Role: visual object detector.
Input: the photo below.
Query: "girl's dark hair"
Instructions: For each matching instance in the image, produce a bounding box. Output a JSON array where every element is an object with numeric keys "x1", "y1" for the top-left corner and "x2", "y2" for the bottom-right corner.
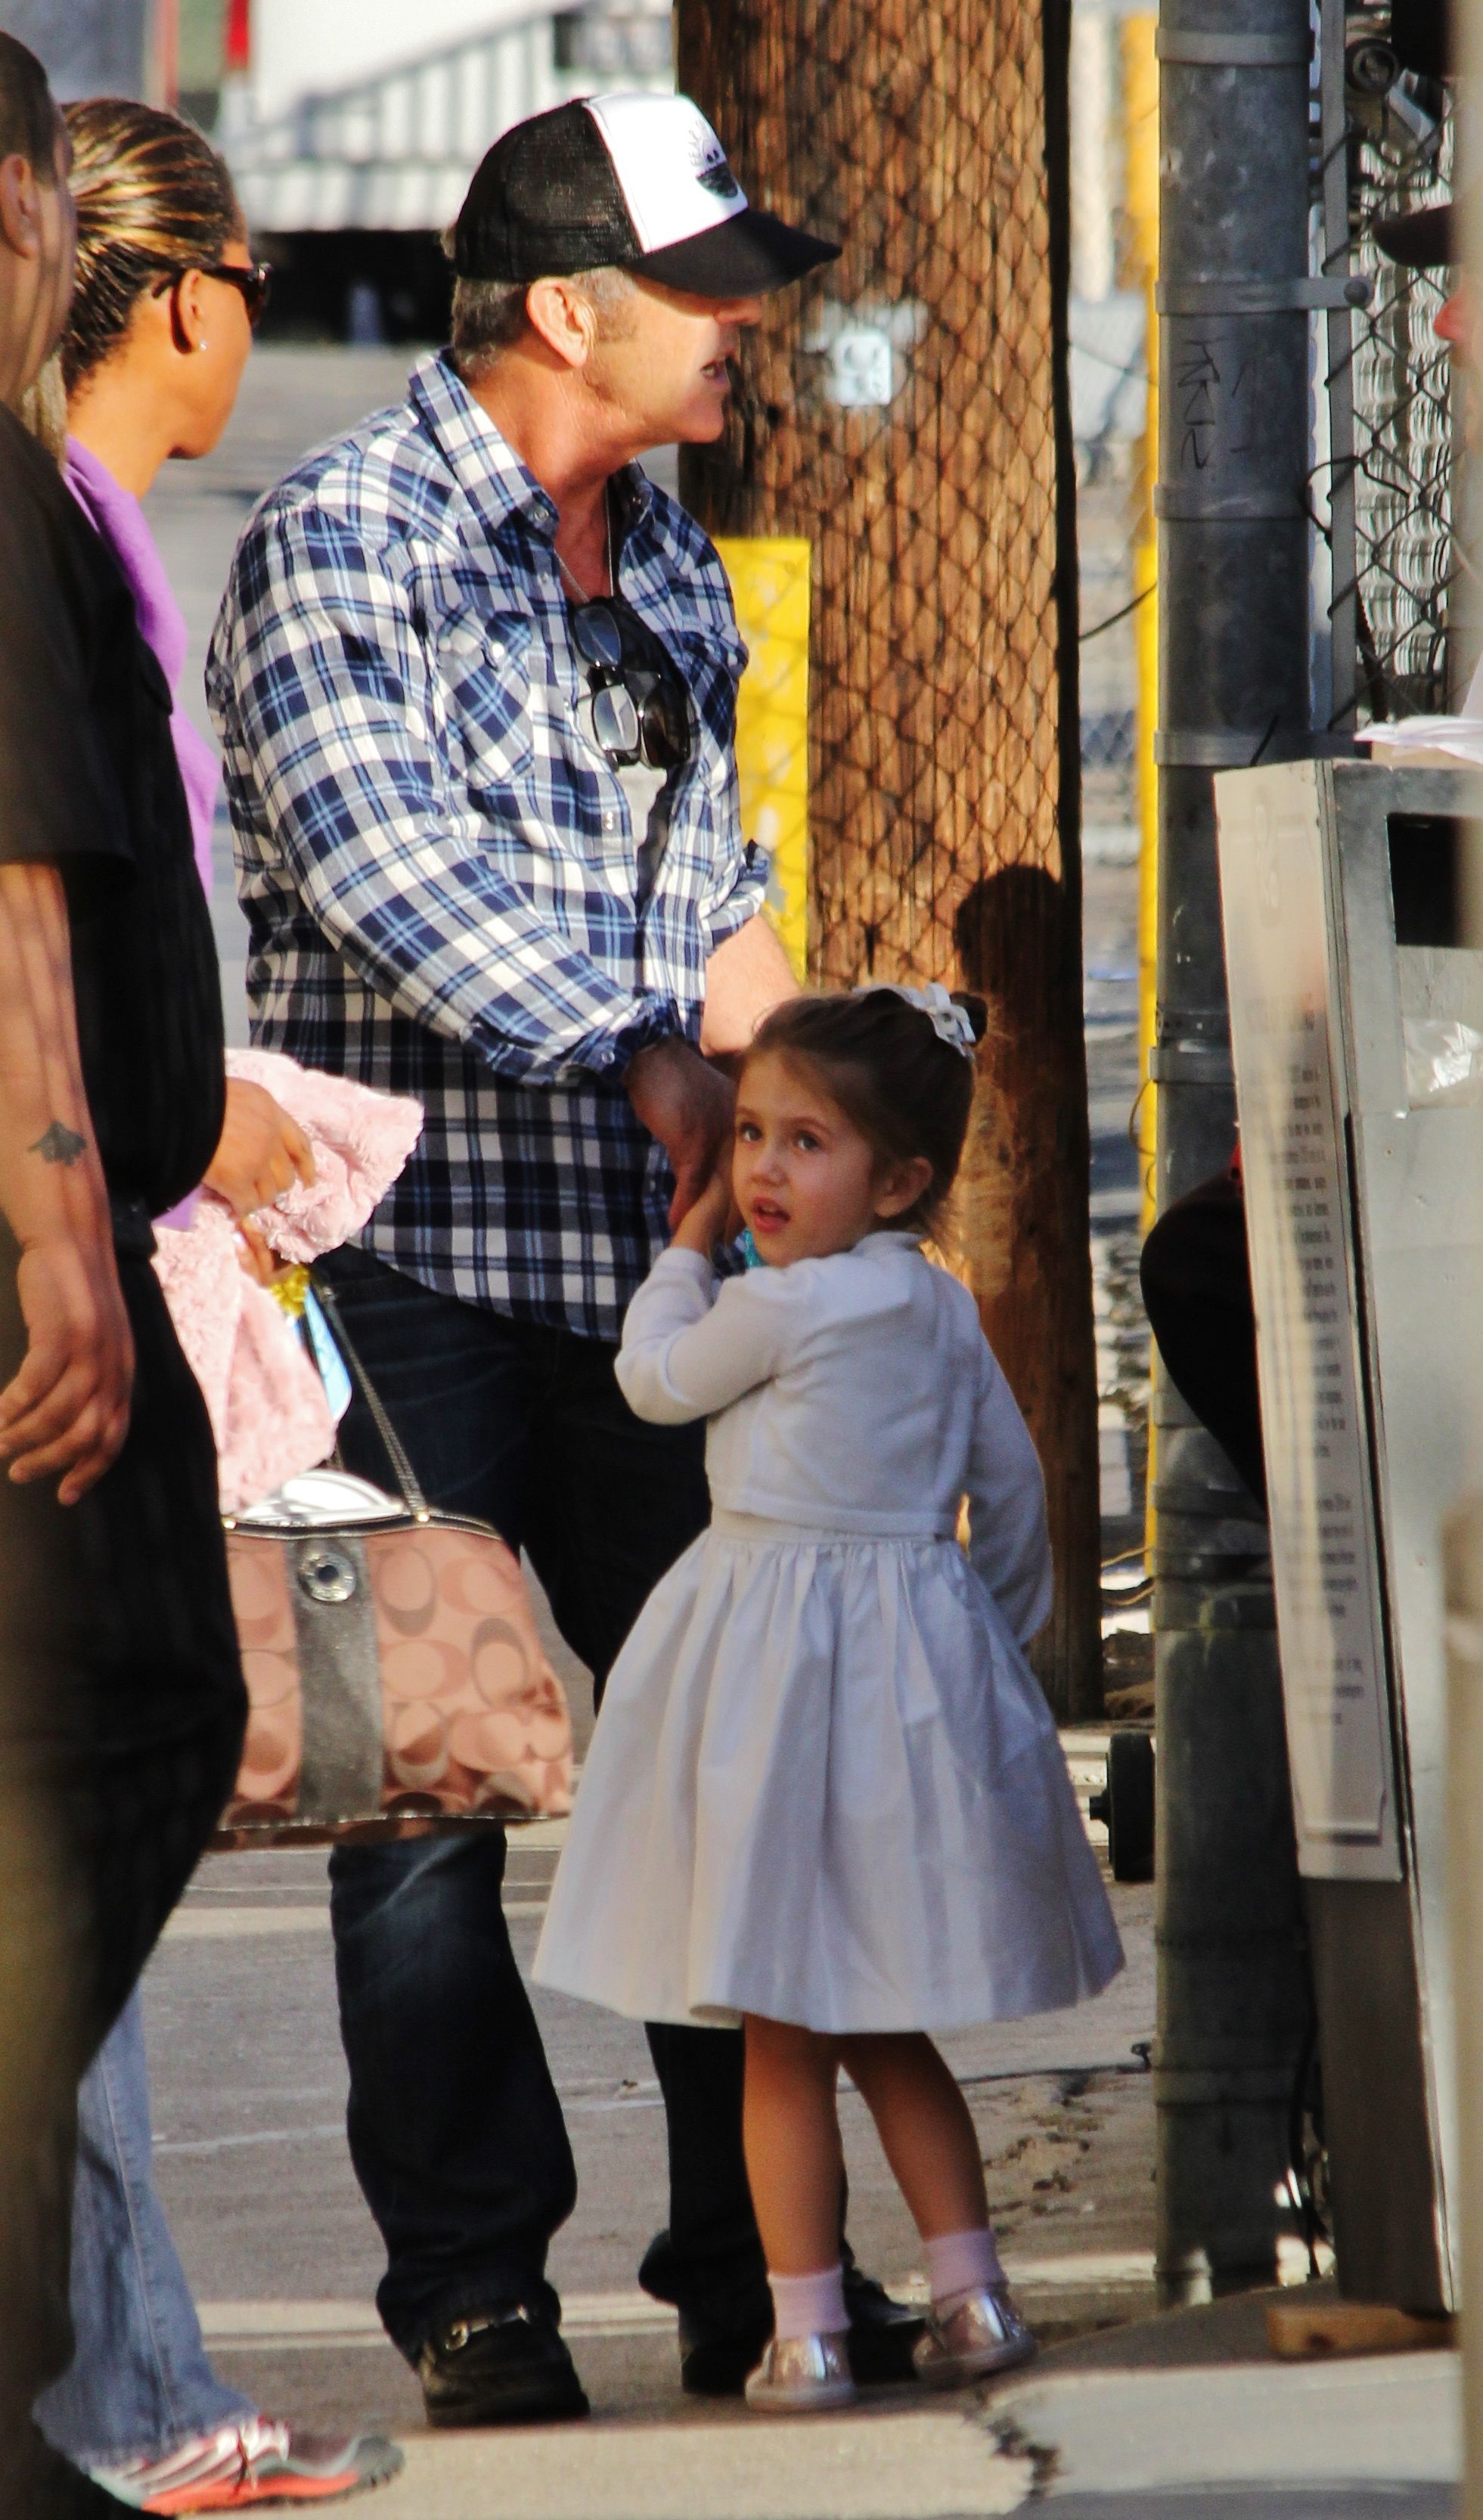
[
  {"x1": 745, "y1": 988, "x2": 989, "y2": 1239},
  {"x1": 60, "y1": 99, "x2": 241, "y2": 395}
]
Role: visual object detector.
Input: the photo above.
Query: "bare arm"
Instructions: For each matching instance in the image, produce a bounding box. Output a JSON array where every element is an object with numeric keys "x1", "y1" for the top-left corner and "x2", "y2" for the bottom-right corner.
[
  {"x1": 700, "y1": 914, "x2": 801, "y2": 1060},
  {"x1": 0, "y1": 861, "x2": 132, "y2": 1502}
]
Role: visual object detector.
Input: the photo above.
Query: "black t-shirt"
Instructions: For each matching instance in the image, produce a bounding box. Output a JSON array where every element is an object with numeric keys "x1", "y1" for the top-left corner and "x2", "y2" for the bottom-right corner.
[{"x1": 0, "y1": 405, "x2": 224, "y2": 1221}]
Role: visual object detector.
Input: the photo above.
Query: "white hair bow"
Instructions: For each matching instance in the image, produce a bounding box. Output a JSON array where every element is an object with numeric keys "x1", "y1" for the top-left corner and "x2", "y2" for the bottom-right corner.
[{"x1": 858, "y1": 982, "x2": 979, "y2": 1060}]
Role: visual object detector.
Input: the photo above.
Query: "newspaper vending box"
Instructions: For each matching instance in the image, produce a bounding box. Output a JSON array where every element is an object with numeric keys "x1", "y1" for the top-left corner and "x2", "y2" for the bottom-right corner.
[{"x1": 1216, "y1": 758, "x2": 1483, "y2": 2314}]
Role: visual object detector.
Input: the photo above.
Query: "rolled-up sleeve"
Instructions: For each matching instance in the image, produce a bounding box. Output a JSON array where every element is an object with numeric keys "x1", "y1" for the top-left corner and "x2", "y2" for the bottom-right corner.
[{"x1": 212, "y1": 501, "x2": 681, "y2": 1086}]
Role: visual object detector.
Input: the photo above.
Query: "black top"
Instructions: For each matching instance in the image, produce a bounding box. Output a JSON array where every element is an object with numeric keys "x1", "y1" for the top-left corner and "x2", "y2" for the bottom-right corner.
[{"x1": 0, "y1": 405, "x2": 224, "y2": 1222}]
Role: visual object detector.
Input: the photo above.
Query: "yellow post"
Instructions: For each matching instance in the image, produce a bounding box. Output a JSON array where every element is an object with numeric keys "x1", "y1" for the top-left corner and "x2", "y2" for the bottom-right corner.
[
  {"x1": 714, "y1": 537, "x2": 812, "y2": 982},
  {"x1": 1123, "y1": 13, "x2": 1159, "y2": 1234},
  {"x1": 1123, "y1": 14, "x2": 1159, "y2": 1551}
]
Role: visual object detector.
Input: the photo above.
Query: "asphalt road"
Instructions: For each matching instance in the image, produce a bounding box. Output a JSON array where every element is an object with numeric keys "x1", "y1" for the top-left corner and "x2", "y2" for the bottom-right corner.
[{"x1": 132, "y1": 346, "x2": 1156, "y2": 2441}]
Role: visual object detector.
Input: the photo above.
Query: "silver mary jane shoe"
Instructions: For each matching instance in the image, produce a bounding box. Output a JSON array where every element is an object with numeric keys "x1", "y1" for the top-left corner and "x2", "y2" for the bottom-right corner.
[
  {"x1": 912, "y1": 2286, "x2": 1038, "y2": 2388},
  {"x1": 744, "y1": 2331, "x2": 858, "y2": 2414}
]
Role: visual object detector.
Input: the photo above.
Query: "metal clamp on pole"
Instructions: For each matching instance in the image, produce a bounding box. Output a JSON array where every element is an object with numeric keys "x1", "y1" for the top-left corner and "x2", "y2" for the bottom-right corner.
[
  {"x1": 1148, "y1": 1038, "x2": 1235, "y2": 1087},
  {"x1": 1153, "y1": 488, "x2": 1306, "y2": 523},
  {"x1": 1158, "y1": 731, "x2": 1283, "y2": 765},
  {"x1": 1156, "y1": 28, "x2": 1311, "y2": 64},
  {"x1": 1156, "y1": 276, "x2": 1373, "y2": 316}
]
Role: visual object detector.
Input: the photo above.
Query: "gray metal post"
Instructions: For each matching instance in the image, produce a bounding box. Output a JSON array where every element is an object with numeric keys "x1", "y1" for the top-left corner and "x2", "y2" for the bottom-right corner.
[{"x1": 1152, "y1": 0, "x2": 1314, "y2": 2301}]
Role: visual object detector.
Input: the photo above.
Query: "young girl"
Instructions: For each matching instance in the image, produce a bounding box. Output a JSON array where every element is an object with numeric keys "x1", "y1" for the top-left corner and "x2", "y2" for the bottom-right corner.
[{"x1": 534, "y1": 985, "x2": 1122, "y2": 2413}]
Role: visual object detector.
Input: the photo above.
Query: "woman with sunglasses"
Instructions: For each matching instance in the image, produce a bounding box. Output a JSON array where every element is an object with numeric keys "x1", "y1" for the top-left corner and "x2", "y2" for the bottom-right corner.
[{"x1": 28, "y1": 99, "x2": 397, "y2": 2515}]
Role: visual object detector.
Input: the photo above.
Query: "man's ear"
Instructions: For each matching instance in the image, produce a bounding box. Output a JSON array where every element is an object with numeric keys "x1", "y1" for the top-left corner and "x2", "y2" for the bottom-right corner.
[
  {"x1": 0, "y1": 155, "x2": 42, "y2": 260},
  {"x1": 524, "y1": 275, "x2": 597, "y2": 372},
  {"x1": 873, "y1": 1155, "x2": 935, "y2": 1221}
]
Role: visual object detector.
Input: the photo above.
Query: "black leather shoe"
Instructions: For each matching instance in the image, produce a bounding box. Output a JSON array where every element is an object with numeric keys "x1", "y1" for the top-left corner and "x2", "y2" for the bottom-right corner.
[
  {"x1": 841, "y1": 2261, "x2": 928, "y2": 2383},
  {"x1": 418, "y1": 2304, "x2": 589, "y2": 2428},
  {"x1": 677, "y1": 2301, "x2": 773, "y2": 2397},
  {"x1": 676, "y1": 2267, "x2": 926, "y2": 2397}
]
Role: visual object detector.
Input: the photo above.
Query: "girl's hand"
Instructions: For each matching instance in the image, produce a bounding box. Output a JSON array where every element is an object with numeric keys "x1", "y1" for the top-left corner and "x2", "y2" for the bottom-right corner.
[{"x1": 672, "y1": 1168, "x2": 734, "y2": 1258}]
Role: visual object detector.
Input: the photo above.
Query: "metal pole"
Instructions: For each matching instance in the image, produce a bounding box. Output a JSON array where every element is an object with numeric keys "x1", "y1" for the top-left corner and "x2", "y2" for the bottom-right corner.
[
  {"x1": 1152, "y1": 0, "x2": 1313, "y2": 2301},
  {"x1": 1446, "y1": 1504, "x2": 1483, "y2": 2520},
  {"x1": 1447, "y1": 56, "x2": 1483, "y2": 2520}
]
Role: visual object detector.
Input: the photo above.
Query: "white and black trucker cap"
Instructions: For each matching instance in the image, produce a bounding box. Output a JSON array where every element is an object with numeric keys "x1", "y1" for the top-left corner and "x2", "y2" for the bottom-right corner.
[{"x1": 452, "y1": 92, "x2": 839, "y2": 295}]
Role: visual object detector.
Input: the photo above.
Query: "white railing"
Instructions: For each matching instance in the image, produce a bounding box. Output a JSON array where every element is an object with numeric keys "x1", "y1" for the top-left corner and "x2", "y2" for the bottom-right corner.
[{"x1": 219, "y1": 8, "x2": 672, "y2": 233}]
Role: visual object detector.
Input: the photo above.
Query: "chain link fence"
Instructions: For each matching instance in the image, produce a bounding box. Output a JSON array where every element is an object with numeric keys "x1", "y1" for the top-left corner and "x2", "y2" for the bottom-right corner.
[{"x1": 1320, "y1": 8, "x2": 1463, "y2": 728}]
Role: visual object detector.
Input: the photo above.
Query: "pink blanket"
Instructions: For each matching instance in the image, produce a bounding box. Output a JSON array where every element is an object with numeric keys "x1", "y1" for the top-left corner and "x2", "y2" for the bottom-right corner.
[{"x1": 154, "y1": 1052, "x2": 423, "y2": 1513}]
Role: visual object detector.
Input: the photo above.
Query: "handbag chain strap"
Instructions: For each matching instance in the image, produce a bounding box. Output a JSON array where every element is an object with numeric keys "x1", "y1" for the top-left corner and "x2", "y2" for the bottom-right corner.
[{"x1": 308, "y1": 1272, "x2": 433, "y2": 1523}]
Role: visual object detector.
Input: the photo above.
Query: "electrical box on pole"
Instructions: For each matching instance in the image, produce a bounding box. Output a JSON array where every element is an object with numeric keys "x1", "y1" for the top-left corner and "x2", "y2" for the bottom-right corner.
[{"x1": 676, "y1": 0, "x2": 1103, "y2": 1722}]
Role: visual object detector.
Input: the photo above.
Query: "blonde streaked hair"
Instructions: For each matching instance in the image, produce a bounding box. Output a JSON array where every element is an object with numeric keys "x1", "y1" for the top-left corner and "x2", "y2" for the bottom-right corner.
[
  {"x1": 18, "y1": 355, "x2": 67, "y2": 463},
  {"x1": 60, "y1": 98, "x2": 240, "y2": 394}
]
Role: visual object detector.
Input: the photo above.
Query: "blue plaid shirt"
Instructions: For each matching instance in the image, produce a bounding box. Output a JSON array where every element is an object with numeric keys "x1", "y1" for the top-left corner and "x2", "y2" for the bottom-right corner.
[{"x1": 207, "y1": 351, "x2": 765, "y2": 1339}]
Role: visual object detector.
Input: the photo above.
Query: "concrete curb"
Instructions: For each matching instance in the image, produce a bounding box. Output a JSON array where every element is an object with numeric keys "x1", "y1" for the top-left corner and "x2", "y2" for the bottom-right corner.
[
  {"x1": 358, "y1": 2407, "x2": 1033, "y2": 2520},
  {"x1": 984, "y1": 2356, "x2": 1463, "y2": 2497}
]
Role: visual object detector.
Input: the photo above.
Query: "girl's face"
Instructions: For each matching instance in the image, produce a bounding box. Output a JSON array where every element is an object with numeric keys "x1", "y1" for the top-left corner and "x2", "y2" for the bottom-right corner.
[{"x1": 732, "y1": 1051, "x2": 932, "y2": 1268}]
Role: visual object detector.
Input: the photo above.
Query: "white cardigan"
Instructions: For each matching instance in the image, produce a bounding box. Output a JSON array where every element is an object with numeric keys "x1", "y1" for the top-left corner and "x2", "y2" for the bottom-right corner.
[{"x1": 616, "y1": 1230, "x2": 1053, "y2": 1645}]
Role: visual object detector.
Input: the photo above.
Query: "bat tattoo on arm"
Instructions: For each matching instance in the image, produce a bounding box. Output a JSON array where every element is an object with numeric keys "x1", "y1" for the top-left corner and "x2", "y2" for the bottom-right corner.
[{"x1": 29, "y1": 1122, "x2": 87, "y2": 1165}]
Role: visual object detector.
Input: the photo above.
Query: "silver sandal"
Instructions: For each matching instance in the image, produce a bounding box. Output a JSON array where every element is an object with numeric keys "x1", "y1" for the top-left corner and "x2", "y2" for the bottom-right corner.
[
  {"x1": 745, "y1": 2330, "x2": 858, "y2": 2413},
  {"x1": 912, "y1": 2285, "x2": 1037, "y2": 2387}
]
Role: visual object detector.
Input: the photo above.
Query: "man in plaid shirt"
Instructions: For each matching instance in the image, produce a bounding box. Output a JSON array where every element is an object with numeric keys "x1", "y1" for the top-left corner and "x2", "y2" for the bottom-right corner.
[{"x1": 210, "y1": 95, "x2": 922, "y2": 2425}]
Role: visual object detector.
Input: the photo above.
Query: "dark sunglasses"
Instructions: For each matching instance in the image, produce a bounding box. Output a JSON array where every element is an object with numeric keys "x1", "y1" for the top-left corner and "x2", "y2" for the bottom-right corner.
[
  {"x1": 152, "y1": 260, "x2": 273, "y2": 330},
  {"x1": 570, "y1": 600, "x2": 691, "y2": 774}
]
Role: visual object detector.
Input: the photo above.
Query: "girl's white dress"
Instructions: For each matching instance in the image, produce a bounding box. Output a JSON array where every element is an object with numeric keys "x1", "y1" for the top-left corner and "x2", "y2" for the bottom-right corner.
[{"x1": 534, "y1": 1232, "x2": 1122, "y2": 2034}]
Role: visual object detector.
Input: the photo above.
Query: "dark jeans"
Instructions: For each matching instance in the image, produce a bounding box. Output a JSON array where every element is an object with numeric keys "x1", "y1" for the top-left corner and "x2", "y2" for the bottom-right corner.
[
  {"x1": 1140, "y1": 1168, "x2": 1266, "y2": 1510},
  {"x1": 0, "y1": 1238, "x2": 246, "y2": 2514},
  {"x1": 317, "y1": 1246, "x2": 768, "y2": 2360}
]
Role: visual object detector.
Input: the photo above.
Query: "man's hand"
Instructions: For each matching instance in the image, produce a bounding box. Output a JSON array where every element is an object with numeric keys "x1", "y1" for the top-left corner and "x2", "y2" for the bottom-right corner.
[
  {"x1": 204, "y1": 1078, "x2": 316, "y2": 1219},
  {"x1": 0, "y1": 1233, "x2": 134, "y2": 1504},
  {"x1": 626, "y1": 1038, "x2": 736, "y2": 1229}
]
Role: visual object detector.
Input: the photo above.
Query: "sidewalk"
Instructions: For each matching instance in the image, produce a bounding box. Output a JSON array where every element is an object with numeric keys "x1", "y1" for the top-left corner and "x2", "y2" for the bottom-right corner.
[
  {"x1": 980, "y1": 2289, "x2": 1459, "y2": 2520},
  {"x1": 346, "y1": 2401, "x2": 1032, "y2": 2520},
  {"x1": 276, "y1": 2286, "x2": 1461, "y2": 2519}
]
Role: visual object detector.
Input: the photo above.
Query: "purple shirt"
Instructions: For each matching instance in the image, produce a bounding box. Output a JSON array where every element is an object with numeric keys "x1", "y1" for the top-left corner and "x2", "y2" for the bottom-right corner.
[
  {"x1": 64, "y1": 437, "x2": 220, "y2": 1221},
  {"x1": 64, "y1": 436, "x2": 218, "y2": 894}
]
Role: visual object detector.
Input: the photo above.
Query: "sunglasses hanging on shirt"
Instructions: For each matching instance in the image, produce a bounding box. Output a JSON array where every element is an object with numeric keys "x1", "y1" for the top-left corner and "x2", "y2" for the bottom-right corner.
[{"x1": 570, "y1": 597, "x2": 692, "y2": 774}]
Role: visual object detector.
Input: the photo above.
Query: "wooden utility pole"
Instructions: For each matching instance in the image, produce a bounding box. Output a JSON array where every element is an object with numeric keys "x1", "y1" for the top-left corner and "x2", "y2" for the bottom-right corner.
[{"x1": 678, "y1": 0, "x2": 1101, "y2": 1718}]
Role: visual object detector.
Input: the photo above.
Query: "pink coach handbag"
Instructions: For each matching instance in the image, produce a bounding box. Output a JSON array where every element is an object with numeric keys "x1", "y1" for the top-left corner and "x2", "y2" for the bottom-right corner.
[{"x1": 212, "y1": 1280, "x2": 573, "y2": 1848}]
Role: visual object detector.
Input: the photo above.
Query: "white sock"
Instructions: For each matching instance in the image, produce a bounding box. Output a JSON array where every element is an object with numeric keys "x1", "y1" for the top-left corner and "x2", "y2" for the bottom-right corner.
[
  {"x1": 924, "y1": 2226, "x2": 1004, "y2": 2316},
  {"x1": 768, "y1": 2263, "x2": 849, "y2": 2341}
]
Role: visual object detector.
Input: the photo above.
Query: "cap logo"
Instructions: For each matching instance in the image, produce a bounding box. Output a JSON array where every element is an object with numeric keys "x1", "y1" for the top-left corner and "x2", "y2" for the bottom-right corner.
[
  {"x1": 698, "y1": 157, "x2": 744, "y2": 200},
  {"x1": 688, "y1": 125, "x2": 743, "y2": 200},
  {"x1": 583, "y1": 92, "x2": 750, "y2": 254}
]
